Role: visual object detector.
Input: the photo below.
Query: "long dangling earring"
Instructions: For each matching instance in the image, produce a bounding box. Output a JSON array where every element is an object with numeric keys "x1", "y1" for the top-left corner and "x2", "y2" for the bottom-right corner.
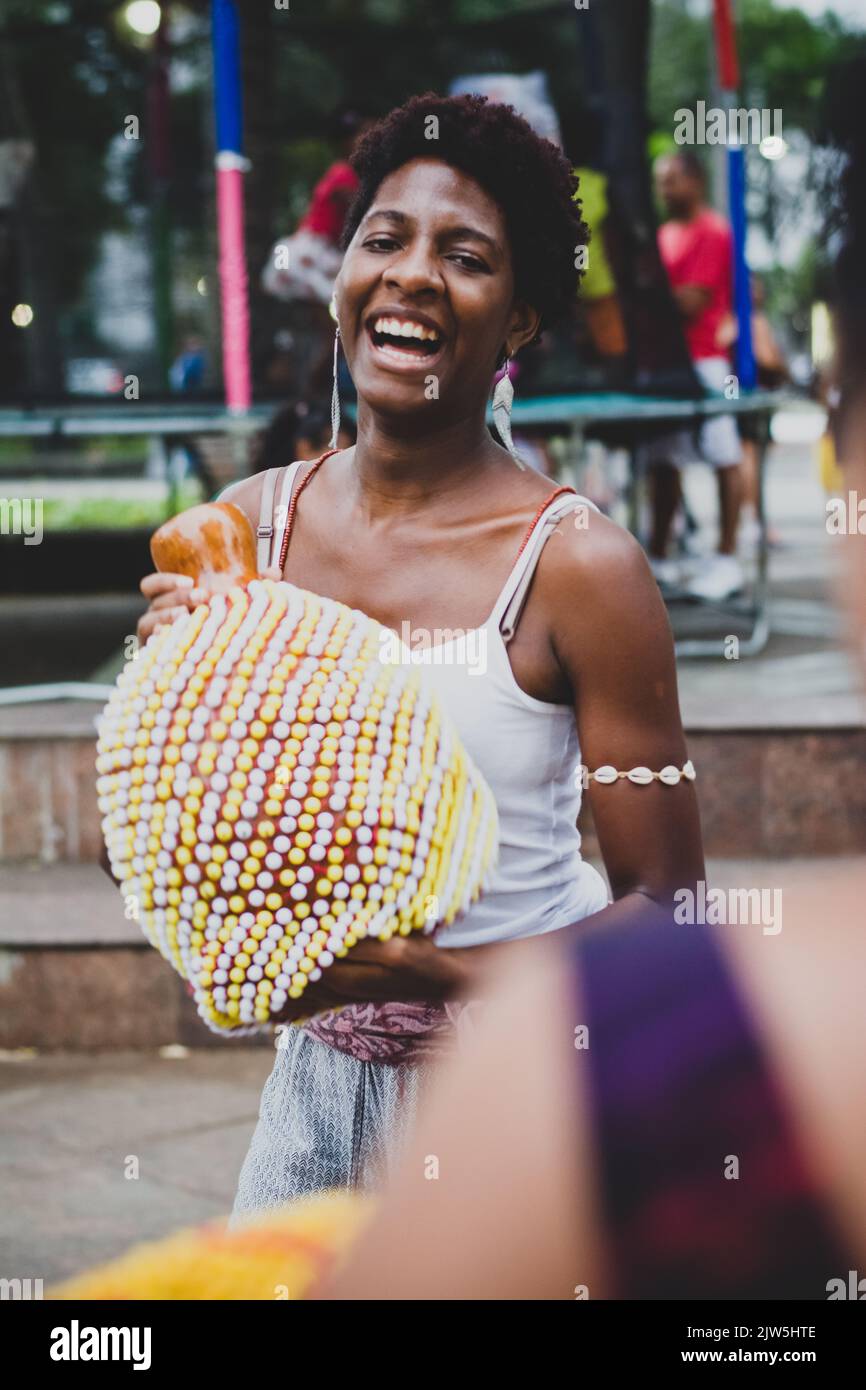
[
  {"x1": 492, "y1": 353, "x2": 525, "y2": 469},
  {"x1": 329, "y1": 323, "x2": 341, "y2": 450}
]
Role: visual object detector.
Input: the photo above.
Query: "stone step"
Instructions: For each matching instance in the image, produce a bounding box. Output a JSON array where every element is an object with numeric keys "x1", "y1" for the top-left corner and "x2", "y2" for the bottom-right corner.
[
  {"x1": 0, "y1": 858, "x2": 854, "y2": 1051},
  {"x1": 1, "y1": 672, "x2": 865, "y2": 864},
  {"x1": 0, "y1": 863, "x2": 269, "y2": 1051}
]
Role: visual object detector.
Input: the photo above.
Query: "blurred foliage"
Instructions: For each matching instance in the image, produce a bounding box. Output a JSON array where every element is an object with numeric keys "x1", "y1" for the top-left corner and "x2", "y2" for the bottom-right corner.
[
  {"x1": 649, "y1": 0, "x2": 851, "y2": 133},
  {"x1": 37, "y1": 482, "x2": 202, "y2": 530}
]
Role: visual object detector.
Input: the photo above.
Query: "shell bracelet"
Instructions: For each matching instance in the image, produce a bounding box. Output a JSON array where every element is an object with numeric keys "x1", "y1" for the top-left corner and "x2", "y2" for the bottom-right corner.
[{"x1": 581, "y1": 759, "x2": 696, "y2": 787}]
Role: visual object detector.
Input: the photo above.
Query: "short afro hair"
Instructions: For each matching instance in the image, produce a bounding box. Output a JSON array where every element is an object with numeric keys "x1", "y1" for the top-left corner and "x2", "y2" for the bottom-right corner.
[{"x1": 340, "y1": 91, "x2": 589, "y2": 335}]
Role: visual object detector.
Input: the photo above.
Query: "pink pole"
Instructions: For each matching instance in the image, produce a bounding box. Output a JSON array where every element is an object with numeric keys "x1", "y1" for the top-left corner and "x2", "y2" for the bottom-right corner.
[{"x1": 216, "y1": 157, "x2": 252, "y2": 412}]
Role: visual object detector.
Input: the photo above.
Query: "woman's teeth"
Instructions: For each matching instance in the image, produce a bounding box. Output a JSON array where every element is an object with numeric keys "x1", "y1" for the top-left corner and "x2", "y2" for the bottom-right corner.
[{"x1": 372, "y1": 316, "x2": 441, "y2": 343}]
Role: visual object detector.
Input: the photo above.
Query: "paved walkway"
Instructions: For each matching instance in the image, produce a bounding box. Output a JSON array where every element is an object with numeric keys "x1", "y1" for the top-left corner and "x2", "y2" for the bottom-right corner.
[{"x1": 0, "y1": 1046, "x2": 272, "y2": 1285}]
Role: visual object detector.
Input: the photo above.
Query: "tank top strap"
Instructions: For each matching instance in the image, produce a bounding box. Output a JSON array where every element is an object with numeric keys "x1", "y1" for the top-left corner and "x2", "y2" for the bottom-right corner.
[
  {"x1": 491, "y1": 490, "x2": 599, "y2": 644},
  {"x1": 256, "y1": 460, "x2": 306, "y2": 572},
  {"x1": 254, "y1": 467, "x2": 281, "y2": 572}
]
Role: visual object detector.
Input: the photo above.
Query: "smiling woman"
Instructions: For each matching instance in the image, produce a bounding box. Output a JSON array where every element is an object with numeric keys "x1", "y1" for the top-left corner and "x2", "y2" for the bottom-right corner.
[{"x1": 136, "y1": 92, "x2": 704, "y2": 1218}]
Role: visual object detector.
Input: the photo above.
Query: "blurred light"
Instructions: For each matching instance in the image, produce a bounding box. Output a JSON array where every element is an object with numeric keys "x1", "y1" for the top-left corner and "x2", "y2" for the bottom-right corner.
[
  {"x1": 125, "y1": 1, "x2": 161, "y2": 35},
  {"x1": 812, "y1": 301, "x2": 833, "y2": 367},
  {"x1": 11, "y1": 303, "x2": 34, "y2": 328},
  {"x1": 759, "y1": 135, "x2": 788, "y2": 161},
  {"x1": 196, "y1": 277, "x2": 208, "y2": 297},
  {"x1": 770, "y1": 406, "x2": 827, "y2": 446}
]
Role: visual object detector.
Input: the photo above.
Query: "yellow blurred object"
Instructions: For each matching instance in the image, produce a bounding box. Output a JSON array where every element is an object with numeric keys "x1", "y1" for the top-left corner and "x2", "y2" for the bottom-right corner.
[
  {"x1": 51, "y1": 1191, "x2": 369, "y2": 1301},
  {"x1": 574, "y1": 166, "x2": 617, "y2": 300},
  {"x1": 819, "y1": 431, "x2": 844, "y2": 495}
]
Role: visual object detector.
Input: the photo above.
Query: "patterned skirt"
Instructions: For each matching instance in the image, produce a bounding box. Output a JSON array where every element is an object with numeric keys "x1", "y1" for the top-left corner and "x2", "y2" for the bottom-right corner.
[{"x1": 230, "y1": 1025, "x2": 437, "y2": 1223}]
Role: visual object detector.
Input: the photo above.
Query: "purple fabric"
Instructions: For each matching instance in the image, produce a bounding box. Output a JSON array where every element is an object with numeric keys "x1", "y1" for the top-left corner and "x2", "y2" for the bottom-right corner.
[{"x1": 577, "y1": 916, "x2": 852, "y2": 1299}]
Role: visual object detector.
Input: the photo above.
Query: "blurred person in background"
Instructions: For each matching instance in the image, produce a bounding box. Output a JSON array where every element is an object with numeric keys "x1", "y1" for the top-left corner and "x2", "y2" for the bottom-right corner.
[
  {"x1": 262, "y1": 106, "x2": 374, "y2": 310},
  {"x1": 252, "y1": 399, "x2": 355, "y2": 476},
  {"x1": 721, "y1": 274, "x2": 788, "y2": 548},
  {"x1": 640, "y1": 151, "x2": 745, "y2": 602}
]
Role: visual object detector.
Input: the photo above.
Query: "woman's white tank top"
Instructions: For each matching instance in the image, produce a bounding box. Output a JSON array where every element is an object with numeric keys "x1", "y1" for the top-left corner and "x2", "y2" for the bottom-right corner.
[{"x1": 256, "y1": 462, "x2": 610, "y2": 949}]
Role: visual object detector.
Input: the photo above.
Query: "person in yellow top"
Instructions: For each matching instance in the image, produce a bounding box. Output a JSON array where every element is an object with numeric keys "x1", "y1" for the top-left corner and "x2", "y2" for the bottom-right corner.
[{"x1": 573, "y1": 163, "x2": 628, "y2": 359}]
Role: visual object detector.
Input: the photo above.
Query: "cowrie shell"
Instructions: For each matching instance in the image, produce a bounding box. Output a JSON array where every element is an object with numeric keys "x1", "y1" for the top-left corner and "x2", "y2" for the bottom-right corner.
[
  {"x1": 682, "y1": 760, "x2": 697, "y2": 781},
  {"x1": 593, "y1": 765, "x2": 619, "y2": 785},
  {"x1": 627, "y1": 766, "x2": 654, "y2": 785},
  {"x1": 659, "y1": 765, "x2": 682, "y2": 786}
]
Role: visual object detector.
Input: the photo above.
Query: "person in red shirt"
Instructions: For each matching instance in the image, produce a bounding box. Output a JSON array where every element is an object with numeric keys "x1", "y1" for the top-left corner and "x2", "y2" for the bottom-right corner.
[
  {"x1": 640, "y1": 151, "x2": 745, "y2": 602},
  {"x1": 262, "y1": 109, "x2": 373, "y2": 307}
]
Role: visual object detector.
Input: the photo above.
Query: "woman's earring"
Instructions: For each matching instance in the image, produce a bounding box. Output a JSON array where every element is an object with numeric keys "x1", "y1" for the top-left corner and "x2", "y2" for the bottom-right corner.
[
  {"x1": 329, "y1": 323, "x2": 341, "y2": 450},
  {"x1": 492, "y1": 354, "x2": 525, "y2": 470}
]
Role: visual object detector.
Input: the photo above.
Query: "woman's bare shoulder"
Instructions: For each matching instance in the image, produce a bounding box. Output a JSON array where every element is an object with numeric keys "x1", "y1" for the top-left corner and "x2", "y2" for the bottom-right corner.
[{"x1": 546, "y1": 503, "x2": 652, "y2": 601}]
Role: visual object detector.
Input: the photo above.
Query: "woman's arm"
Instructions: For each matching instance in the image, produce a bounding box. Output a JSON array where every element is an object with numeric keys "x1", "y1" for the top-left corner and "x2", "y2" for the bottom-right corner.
[{"x1": 546, "y1": 511, "x2": 705, "y2": 921}]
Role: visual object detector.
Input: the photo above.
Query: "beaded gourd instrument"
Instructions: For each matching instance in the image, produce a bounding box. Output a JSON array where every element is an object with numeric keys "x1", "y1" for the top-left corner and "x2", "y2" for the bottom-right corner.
[{"x1": 96, "y1": 502, "x2": 498, "y2": 1035}]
